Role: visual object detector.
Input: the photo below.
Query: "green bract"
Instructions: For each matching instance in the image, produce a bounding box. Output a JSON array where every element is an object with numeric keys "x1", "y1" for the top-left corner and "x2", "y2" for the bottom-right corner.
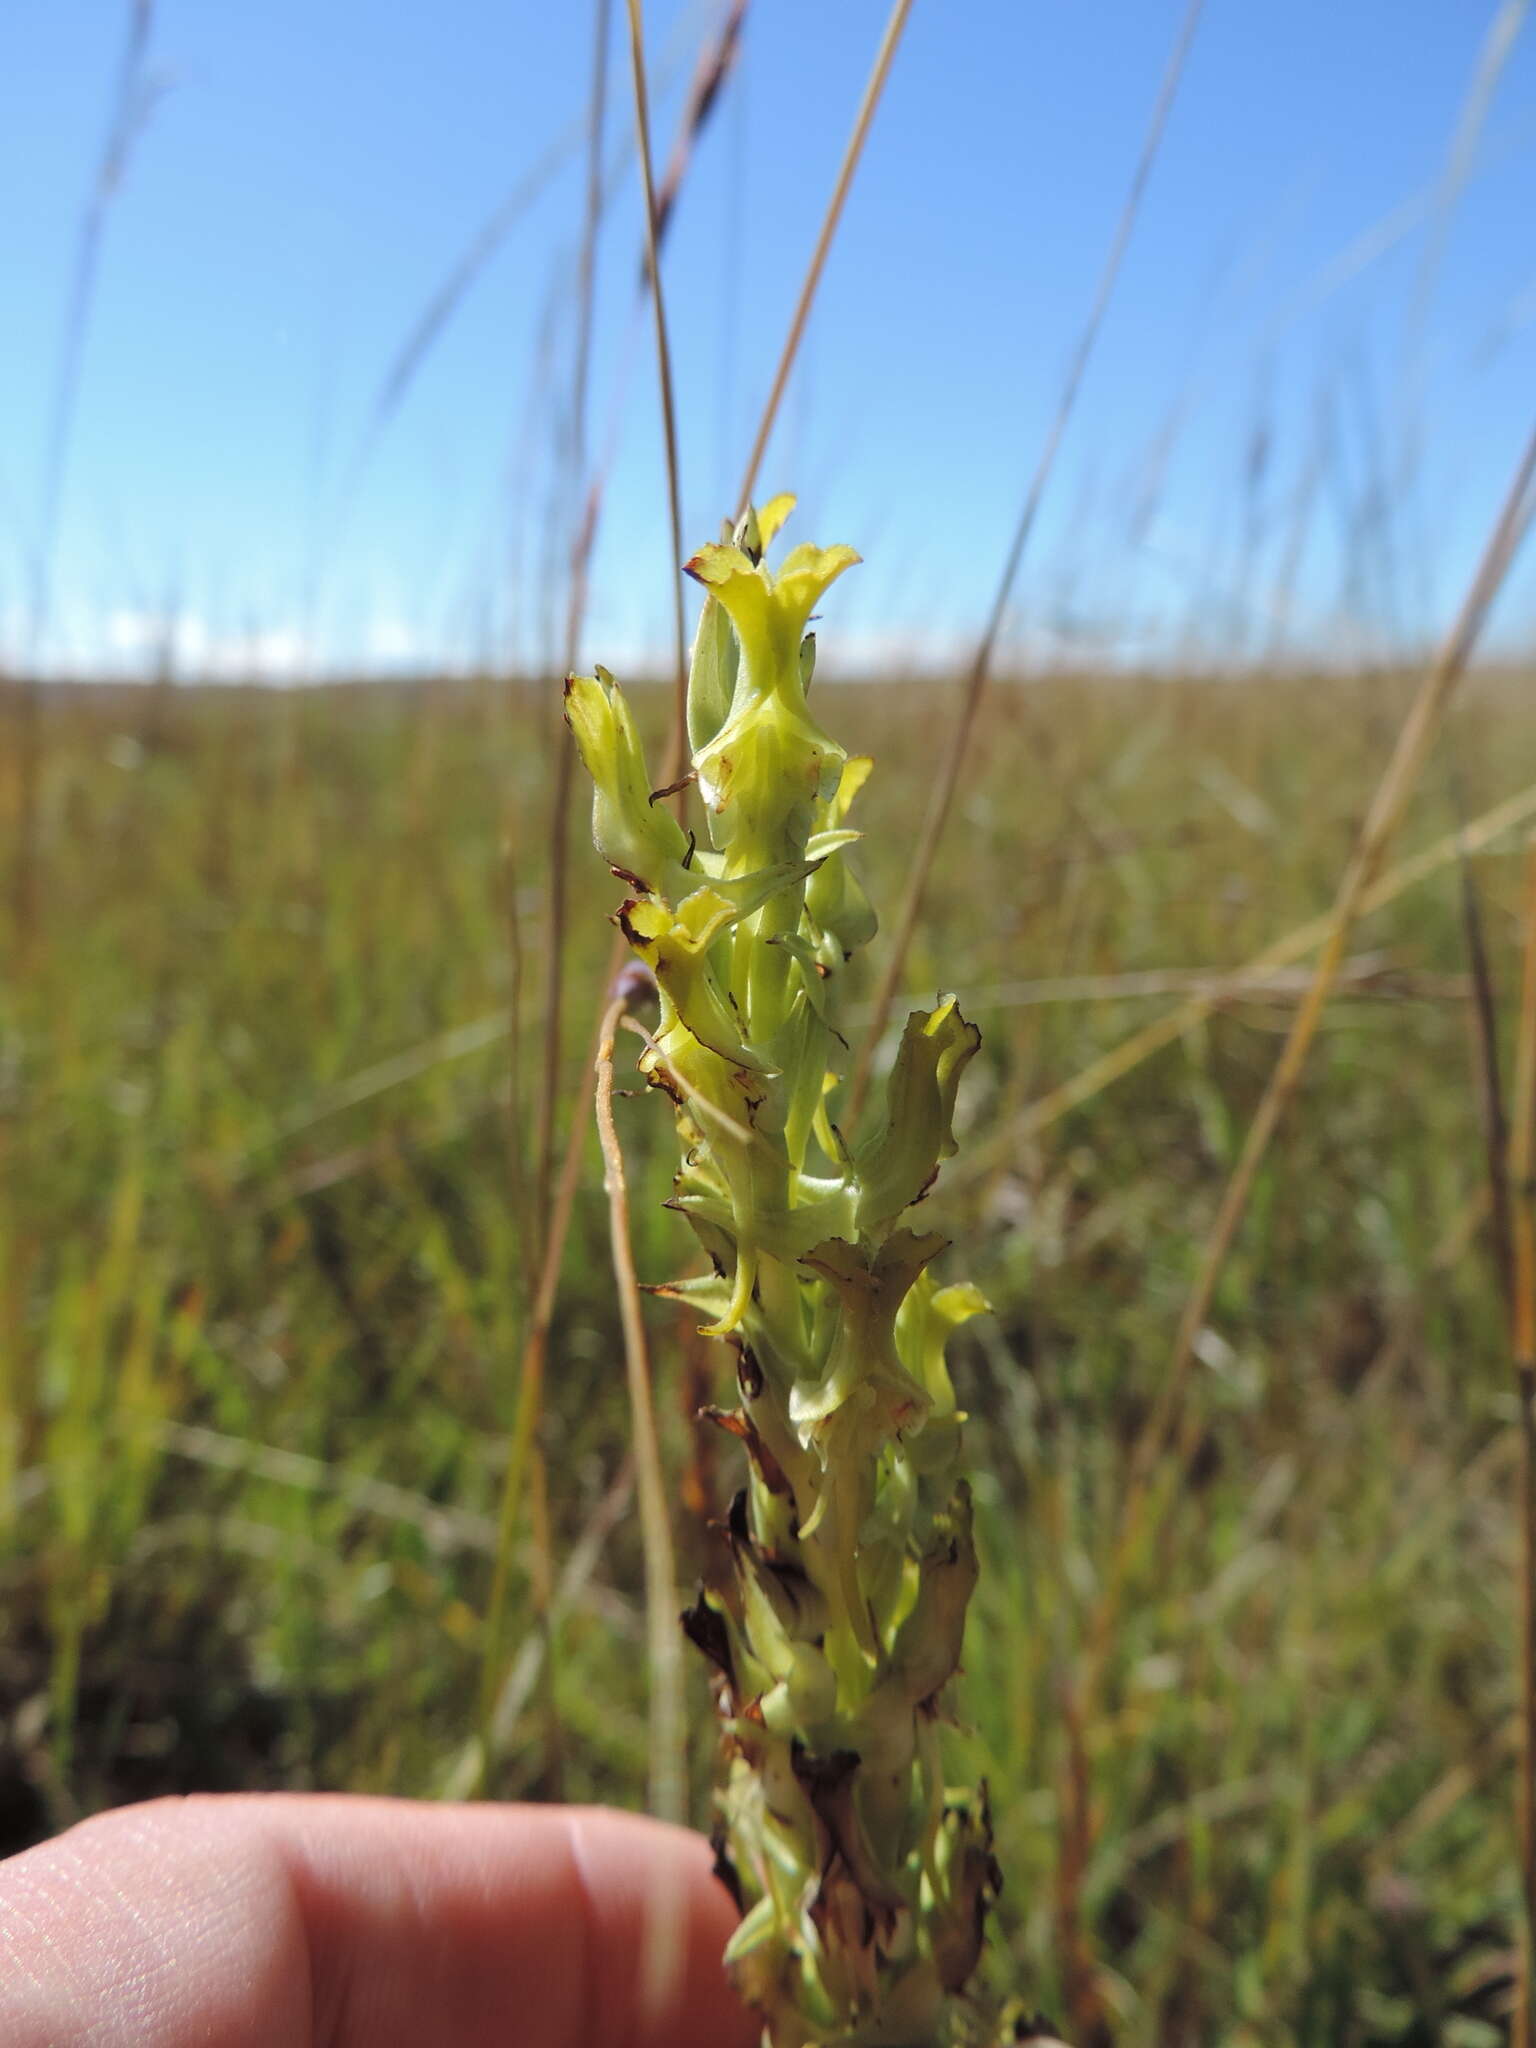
[{"x1": 568, "y1": 500, "x2": 999, "y2": 2048}]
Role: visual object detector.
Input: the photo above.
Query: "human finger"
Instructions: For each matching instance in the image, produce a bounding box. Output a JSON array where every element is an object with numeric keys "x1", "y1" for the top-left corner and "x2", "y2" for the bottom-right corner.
[{"x1": 0, "y1": 1793, "x2": 758, "y2": 2048}]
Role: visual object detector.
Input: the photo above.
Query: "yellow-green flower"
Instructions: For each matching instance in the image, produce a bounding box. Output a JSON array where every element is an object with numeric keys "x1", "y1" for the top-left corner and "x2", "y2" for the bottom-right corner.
[{"x1": 569, "y1": 500, "x2": 1001, "y2": 2047}]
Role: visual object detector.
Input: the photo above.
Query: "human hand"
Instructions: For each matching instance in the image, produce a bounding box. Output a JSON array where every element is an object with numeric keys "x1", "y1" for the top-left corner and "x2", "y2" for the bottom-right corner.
[{"x1": 0, "y1": 1793, "x2": 758, "y2": 2047}]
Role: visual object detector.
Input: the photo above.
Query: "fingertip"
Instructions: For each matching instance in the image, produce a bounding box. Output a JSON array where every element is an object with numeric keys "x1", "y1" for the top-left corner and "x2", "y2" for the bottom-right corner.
[
  {"x1": 561, "y1": 1807, "x2": 759, "y2": 2048},
  {"x1": 264, "y1": 1795, "x2": 758, "y2": 2048},
  {"x1": 0, "y1": 1794, "x2": 760, "y2": 2048}
]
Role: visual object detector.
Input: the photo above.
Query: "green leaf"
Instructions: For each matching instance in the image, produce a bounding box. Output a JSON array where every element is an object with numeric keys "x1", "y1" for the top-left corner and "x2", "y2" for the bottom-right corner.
[{"x1": 855, "y1": 998, "x2": 981, "y2": 1235}]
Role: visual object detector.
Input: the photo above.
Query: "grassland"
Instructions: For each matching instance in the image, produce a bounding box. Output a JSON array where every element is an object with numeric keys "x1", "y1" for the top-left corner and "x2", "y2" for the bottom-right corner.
[{"x1": 3, "y1": 665, "x2": 1534, "y2": 2043}]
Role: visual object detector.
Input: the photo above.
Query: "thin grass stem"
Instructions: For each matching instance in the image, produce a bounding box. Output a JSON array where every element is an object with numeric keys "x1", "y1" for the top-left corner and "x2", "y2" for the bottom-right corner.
[
  {"x1": 15, "y1": 0, "x2": 163, "y2": 951},
  {"x1": 534, "y1": 0, "x2": 725, "y2": 1230},
  {"x1": 1510, "y1": 836, "x2": 1536, "y2": 2048},
  {"x1": 1004, "y1": 772, "x2": 1536, "y2": 1146},
  {"x1": 476, "y1": 961, "x2": 614, "y2": 1791},
  {"x1": 1457, "y1": 818, "x2": 1517, "y2": 1315},
  {"x1": 1151, "y1": 422, "x2": 1536, "y2": 1501},
  {"x1": 734, "y1": 0, "x2": 915, "y2": 518},
  {"x1": 526, "y1": 1439, "x2": 565, "y2": 1801},
  {"x1": 483, "y1": 4, "x2": 763, "y2": 1737},
  {"x1": 533, "y1": 0, "x2": 614, "y2": 1241},
  {"x1": 622, "y1": 0, "x2": 690, "y2": 789},
  {"x1": 443, "y1": 1459, "x2": 634, "y2": 1801},
  {"x1": 1079, "y1": 417, "x2": 1536, "y2": 1740},
  {"x1": 847, "y1": 0, "x2": 1206, "y2": 1126},
  {"x1": 596, "y1": 988, "x2": 685, "y2": 1823}
]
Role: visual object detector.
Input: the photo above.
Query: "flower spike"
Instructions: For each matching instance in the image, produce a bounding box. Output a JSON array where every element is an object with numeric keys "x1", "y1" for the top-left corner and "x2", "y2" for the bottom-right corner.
[{"x1": 574, "y1": 503, "x2": 1006, "y2": 2045}]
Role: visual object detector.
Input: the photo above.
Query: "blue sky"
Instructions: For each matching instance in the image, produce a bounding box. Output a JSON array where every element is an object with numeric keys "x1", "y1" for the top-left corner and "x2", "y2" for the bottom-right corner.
[{"x1": 3, "y1": 1, "x2": 1535, "y2": 678}]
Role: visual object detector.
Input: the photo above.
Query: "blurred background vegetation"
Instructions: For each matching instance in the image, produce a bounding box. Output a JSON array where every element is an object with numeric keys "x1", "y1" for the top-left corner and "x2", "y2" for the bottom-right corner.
[
  {"x1": 6, "y1": 3, "x2": 1536, "y2": 2043},
  {"x1": 5, "y1": 667, "x2": 1534, "y2": 2042}
]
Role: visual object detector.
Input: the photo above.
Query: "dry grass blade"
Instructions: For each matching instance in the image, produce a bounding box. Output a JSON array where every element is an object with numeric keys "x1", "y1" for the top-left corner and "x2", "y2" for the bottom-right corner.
[
  {"x1": 249, "y1": 789, "x2": 1536, "y2": 1187},
  {"x1": 1005, "y1": 773, "x2": 1536, "y2": 1145},
  {"x1": 1458, "y1": 819, "x2": 1517, "y2": 1314},
  {"x1": 150, "y1": 1419, "x2": 498, "y2": 1554},
  {"x1": 562, "y1": 0, "x2": 614, "y2": 716},
  {"x1": 1034, "y1": 426, "x2": 1536, "y2": 2010},
  {"x1": 535, "y1": 0, "x2": 738, "y2": 1227},
  {"x1": 533, "y1": 0, "x2": 615, "y2": 1241},
  {"x1": 734, "y1": 0, "x2": 916, "y2": 517},
  {"x1": 1512, "y1": 836, "x2": 1536, "y2": 2048},
  {"x1": 345, "y1": 16, "x2": 696, "y2": 500},
  {"x1": 475, "y1": 976, "x2": 609, "y2": 1792},
  {"x1": 1398, "y1": 2, "x2": 1528, "y2": 632},
  {"x1": 348, "y1": 129, "x2": 582, "y2": 498},
  {"x1": 1146, "y1": 420, "x2": 1536, "y2": 1497},
  {"x1": 30, "y1": 0, "x2": 162, "y2": 646},
  {"x1": 884, "y1": 952, "x2": 1457, "y2": 1018},
  {"x1": 489, "y1": 5, "x2": 765, "y2": 1721},
  {"x1": 443, "y1": 1458, "x2": 634, "y2": 1800},
  {"x1": 526, "y1": 1434, "x2": 564, "y2": 1801},
  {"x1": 14, "y1": 0, "x2": 165, "y2": 947},
  {"x1": 847, "y1": 0, "x2": 1206, "y2": 1125},
  {"x1": 503, "y1": 836, "x2": 535, "y2": 1294},
  {"x1": 596, "y1": 987, "x2": 685, "y2": 1823},
  {"x1": 649, "y1": 0, "x2": 749, "y2": 266},
  {"x1": 623, "y1": 0, "x2": 690, "y2": 787},
  {"x1": 1406, "y1": 0, "x2": 1529, "y2": 393},
  {"x1": 505, "y1": 0, "x2": 716, "y2": 1826},
  {"x1": 1062, "y1": 421, "x2": 1536, "y2": 1764},
  {"x1": 262, "y1": 1013, "x2": 511, "y2": 1147}
]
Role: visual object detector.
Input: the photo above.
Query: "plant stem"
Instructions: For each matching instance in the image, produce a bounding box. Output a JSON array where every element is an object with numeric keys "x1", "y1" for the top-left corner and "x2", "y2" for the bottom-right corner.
[{"x1": 596, "y1": 983, "x2": 686, "y2": 1824}]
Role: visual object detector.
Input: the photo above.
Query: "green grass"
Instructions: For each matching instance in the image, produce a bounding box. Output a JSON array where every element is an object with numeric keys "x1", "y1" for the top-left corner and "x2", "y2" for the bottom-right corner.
[{"x1": 3, "y1": 666, "x2": 1533, "y2": 2042}]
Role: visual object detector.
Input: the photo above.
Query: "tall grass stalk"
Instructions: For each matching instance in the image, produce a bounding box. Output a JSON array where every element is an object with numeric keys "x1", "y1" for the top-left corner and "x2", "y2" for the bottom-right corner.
[
  {"x1": 1156, "y1": 419, "x2": 1536, "y2": 1512},
  {"x1": 848, "y1": 0, "x2": 1207, "y2": 1125},
  {"x1": 500, "y1": 0, "x2": 616, "y2": 1798},
  {"x1": 1050, "y1": 424, "x2": 1536, "y2": 2016},
  {"x1": 621, "y1": 0, "x2": 689, "y2": 782},
  {"x1": 480, "y1": 0, "x2": 695, "y2": 1795},
  {"x1": 1457, "y1": 819, "x2": 1517, "y2": 1316},
  {"x1": 733, "y1": 0, "x2": 916, "y2": 518},
  {"x1": 1511, "y1": 836, "x2": 1536, "y2": 2048},
  {"x1": 532, "y1": 0, "x2": 616, "y2": 1241},
  {"x1": 473, "y1": 1055, "x2": 593, "y2": 1790},
  {"x1": 14, "y1": 0, "x2": 163, "y2": 953},
  {"x1": 1003, "y1": 769, "x2": 1536, "y2": 1145},
  {"x1": 533, "y1": 0, "x2": 743, "y2": 1232},
  {"x1": 595, "y1": 984, "x2": 685, "y2": 1824}
]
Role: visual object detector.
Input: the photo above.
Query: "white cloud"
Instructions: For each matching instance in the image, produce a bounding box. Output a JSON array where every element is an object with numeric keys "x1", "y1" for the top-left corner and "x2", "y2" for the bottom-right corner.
[
  {"x1": 366, "y1": 617, "x2": 420, "y2": 665},
  {"x1": 91, "y1": 609, "x2": 314, "y2": 681},
  {"x1": 39, "y1": 601, "x2": 442, "y2": 681}
]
